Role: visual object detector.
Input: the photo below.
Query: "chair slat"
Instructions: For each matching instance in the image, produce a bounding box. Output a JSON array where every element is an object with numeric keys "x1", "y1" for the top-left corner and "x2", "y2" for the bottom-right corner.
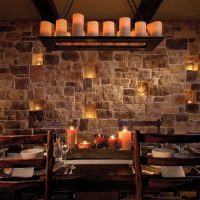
[
  {"x1": 0, "y1": 134, "x2": 47, "y2": 145},
  {"x1": 140, "y1": 156, "x2": 200, "y2": 166},
  {"x1": 0, "y1": 158, "x2": 46, "y2": 168}
]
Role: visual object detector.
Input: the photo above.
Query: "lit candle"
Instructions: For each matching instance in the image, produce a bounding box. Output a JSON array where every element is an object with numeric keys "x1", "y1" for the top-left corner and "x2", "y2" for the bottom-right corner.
[
  {"x1": 135, "y1": 21, "x2": 147, "y2": 36},
  {"x1": 187, "y1": 100, "x2": 192, "y2": 104},
  {"x1": 93, "y1": 134, "x2": 107, "y2": 148},
  {"x1": 103, "y1": 21, "x2": 115, "y2": 36},
  {"x1": 66, "y1": 126, "x2": 78, "y2": 149},
  {"x1": 119, "y1": 17, "x2": 131, "y2": 36},
  {"x1": 72, "y1": 13, "x2": 84, "y2": 36},
  {"x1": 186, "y1": 63, "x2": 193, "y2": 71},
  {"x1": 35, "y1": 106, "x2": 39, "y2": 111},
  {"x1": 55, "y1": 19, "x2": 67, "y2": 36},
  {"x1": 147, "y1": 21, "x2": 162, "y2": 36},
  {"x1": 118, "y1": 127, "x2": 131, "y2": 151},
  {"x1": 78, "y1": 140, "x2": 91, "y2": 149},
  {"x1": 40, "y1": 21, "x2": 54, "y2": 36},
  {"x1": 108, "y1": 135, "x2": 118, "y2": 150},
  {"x1": 87, "y1": 21, "x2": 99, "y2": 36},
  {"x1": 193, "y1": 63, "x2": 199, "y2": 71}
]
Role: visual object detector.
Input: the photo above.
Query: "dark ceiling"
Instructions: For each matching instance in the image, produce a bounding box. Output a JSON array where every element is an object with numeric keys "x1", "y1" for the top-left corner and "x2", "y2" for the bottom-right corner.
[{"x1": 0, "y1": 0, "x2": 200, "y2": 21}]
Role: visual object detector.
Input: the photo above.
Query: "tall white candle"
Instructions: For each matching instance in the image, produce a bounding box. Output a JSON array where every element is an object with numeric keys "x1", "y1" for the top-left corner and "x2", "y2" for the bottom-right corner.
[
  {"x1": 147, "y1": 21, "x2": 162, "y2": 36},
  {"x1": 87, "y1": 21, "x2": 99, "y2": 36},
  {"x1": 72, "y1": 13, "x2": 84, "y2": 36},
  {"x1": 119, "y1": 17, "x2": 131, "y2": 36},
  {"x1": 103, "y1": 21, "x2": 115, "y2": 36},
  {"x1": 55, "y1": 19, "x2": 67, "y2": 36},
  {"x1": 40, "y1": 21, "x2": 54, "y2": 36},
  {"x1": 135, "y1": 21, "x2": 147, "y2": 36}
]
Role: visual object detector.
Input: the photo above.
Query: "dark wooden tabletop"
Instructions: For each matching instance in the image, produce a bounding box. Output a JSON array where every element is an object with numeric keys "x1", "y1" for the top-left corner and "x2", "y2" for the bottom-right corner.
[{"x1": 53, "y1": 164, "x2": 136, "y2": 192}]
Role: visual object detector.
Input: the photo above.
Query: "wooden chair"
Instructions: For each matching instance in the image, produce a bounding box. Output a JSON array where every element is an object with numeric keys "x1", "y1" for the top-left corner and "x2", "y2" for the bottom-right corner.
[
  {"x1": 133, "y1": 130, "x2": 200, "y2": 200},
  {"x1": 118, "y1": 119, "x2": 161, "y2": 134},
  {"x1": 0, "y1": 131, "x2": 54, "y2": 200}
]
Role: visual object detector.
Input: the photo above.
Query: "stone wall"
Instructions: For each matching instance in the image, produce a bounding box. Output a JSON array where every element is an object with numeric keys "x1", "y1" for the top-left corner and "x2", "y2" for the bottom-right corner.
[{"x1": 0, "y1": 20, "x2": 200, "y2": 140}]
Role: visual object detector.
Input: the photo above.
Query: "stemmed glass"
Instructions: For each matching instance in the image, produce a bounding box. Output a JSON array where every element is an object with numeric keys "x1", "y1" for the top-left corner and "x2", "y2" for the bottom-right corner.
[
  {"x1": 175, "y1": 144, "x2": 187, "y2": 157},
  {"x1": 57, "y1": 137, "x2": 69, "y2": 173}
]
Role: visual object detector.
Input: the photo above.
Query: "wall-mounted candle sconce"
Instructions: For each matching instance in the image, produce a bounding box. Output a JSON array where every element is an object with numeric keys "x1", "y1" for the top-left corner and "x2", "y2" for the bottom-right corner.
[
  {"x1": 137, "y1": 80, "x2": 152, "y2": 96},
  {"x1": 84, "y1": 105, "x2": 97, "y2": 118},
  {"x1": 32, "y1": 53, "x2": 43, "y2": 66},
  {"x1": 184, "y1": 90, "x2": 197, "y2": 104},
  {"x1": 29, "y1": 100, "x2": 45, "y2": 111},
  {"x1": 83, "y1": 64, "x2": 98, "y2": 78},
  {"x1": 185, "y1": 56, "x2": 199, "y2": 71}
]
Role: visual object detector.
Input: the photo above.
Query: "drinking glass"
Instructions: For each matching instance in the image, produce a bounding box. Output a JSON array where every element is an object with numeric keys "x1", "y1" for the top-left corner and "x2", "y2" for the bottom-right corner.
[
  {"x1": 57, "y1": 138, "x2": 69, "y2": 169},
  {"x1": 175, "y1": 144, "x2": 187, "y2": 157}
]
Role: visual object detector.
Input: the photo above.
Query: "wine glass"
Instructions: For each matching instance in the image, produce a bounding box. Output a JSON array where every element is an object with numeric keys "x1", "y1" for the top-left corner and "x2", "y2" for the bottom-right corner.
[
  {"x1": 57, "y1": 137, "x2": 69, "y2": 171},
  {"x1": 175, "y1": 144, "x2": 187, "y2": 157}
]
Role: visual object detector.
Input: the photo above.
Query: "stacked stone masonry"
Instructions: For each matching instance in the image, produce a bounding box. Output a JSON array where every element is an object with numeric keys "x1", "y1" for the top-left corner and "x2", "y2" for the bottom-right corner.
[{"x1": 0, "y1": 21, "x2": 200, "y2": 141}]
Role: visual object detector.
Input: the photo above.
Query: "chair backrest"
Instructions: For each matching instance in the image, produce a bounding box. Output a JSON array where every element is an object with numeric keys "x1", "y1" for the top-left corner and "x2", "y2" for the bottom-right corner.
[
  {"x1": 0, "y1": 131, "x2": 54, "y2": 200},
  {"x1": 118, "y1": 119, "x2": 161, "y2": 134},
  {"x1": 133, "y1": 130, "x2": 200, "y2": 200}
]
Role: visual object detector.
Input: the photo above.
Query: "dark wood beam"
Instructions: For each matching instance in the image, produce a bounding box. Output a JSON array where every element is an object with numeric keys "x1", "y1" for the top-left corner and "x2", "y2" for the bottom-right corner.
[
  {"x1": 134, "y1": 0, "x2": 163, "y2": 23},
  {"x1": 32, "y1": 0, "x2": 59, "y2": 22}
]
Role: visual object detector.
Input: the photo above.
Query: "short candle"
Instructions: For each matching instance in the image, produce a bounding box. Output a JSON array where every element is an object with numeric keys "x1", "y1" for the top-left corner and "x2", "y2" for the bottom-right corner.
[{"x1": 78, "y1": 141, "x2": 91, "y2": 149}]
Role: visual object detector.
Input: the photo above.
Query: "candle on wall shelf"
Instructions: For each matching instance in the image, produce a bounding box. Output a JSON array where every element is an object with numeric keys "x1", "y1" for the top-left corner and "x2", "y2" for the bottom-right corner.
[
  {"x1": 103, "y1": 21, "x2": 115, "y2": 36},
  {"x1": 118, "y1": 127, "x2": 131, "y2": 151},
  {"x1": 87, "y1": 21, "x2": 99, "y2": 36},
  {"x1": 119, "y1": 17, "x2": 130, "y2": 36},
  {"x1": 108, "y1": 135, "x2": 118, "y2": 150},
  {"x1": 40, "y1": 21, "x2": 54, "y2": 36},
  {"x1": 78, "y1": 141, "x2": 91, "y2": 149},
  {"x1": 55, "y1": 19, "x2": 67, "y2": 36},
  {"x1": 66, "y1": 126, "x2": 78, "y2": 149},
  {"x1": 72, "y1": 13, "x2": 84, "y2": 36},
  {"x1": 135, "y1": 21, "x2": 147, "y2": 36},
  {"x1": 147, "y1": 21, "x2": 162, "y2": 36}
]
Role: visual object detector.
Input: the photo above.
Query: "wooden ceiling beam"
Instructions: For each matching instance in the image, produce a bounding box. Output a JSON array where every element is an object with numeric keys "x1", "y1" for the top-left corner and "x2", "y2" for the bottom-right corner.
[
  {"x1": 32, "y1": 0, "x2": 59, "y2": 22},
  {"x1": 134, "y1": 0, "x2": 163, "y2": 23}
]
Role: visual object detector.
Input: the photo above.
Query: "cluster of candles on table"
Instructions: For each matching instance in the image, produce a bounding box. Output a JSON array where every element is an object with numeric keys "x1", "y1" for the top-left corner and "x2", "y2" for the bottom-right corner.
[
  {"x1": 66, "y1": 126, "x2": 132, "y2": 151},
  {"x1": 40, "y1": 13, "x2": 162, "y2": 37}
]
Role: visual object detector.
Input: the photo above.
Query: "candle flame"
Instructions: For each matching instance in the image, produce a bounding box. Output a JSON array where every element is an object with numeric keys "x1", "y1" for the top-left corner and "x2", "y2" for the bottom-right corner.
[
  {"x1": 83, "y1": 140, "x2": 87, "y2": 144},
  {"x1": 110, "y1": 135, "x2": 115, "y2": 140},
  {"x1": 35, "y1": 106, "x2": 39, "y2": 111},
  {"x1": 69, "y1": 126, "x2": 74, "y2": 130}
]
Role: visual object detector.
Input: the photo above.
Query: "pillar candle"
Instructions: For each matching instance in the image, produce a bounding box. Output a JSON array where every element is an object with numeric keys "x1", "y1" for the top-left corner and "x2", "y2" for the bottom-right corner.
[
  {"x1": 131, "y1": 29, "x2": 136, "y2": 36},
  {"x1": 108, "y1": 135, "x2": 118, "y2": 150},
  {"x1": 56, "y1": 19, "x2": 67, "y2": 36},
  {"x1": 118, "y1": 128, "x2": 131, "y2": 151},
  {"x1": 66, "y1": 126, "x2": 78, "y2": 149},
  {"x1": 78, "y1": 141, "x2": 91, "y2": 149},
  {"x1": 87, "y1": 21, "x2": 99, "y2": 36},
  {"x1": 103, "y1": 21, "x2": 115, "y2": 36},
  {"x1": 72, "y1": 13, "x2": 84, "y2": 36},
  {"x1": 135, "y1": 21, "x2": 147, "y2": 36},
  {"x1": 147, "y1": 21, "x2": 162, "y2": 36},
  {"x1": 40, "y1": 21, "x2": 54, "y2": 36},
  {"x1": 119, "y1": 17, "x2": 131, "y2": 36},
  {"x1": 93, "y1": 134, "x2": 107, "y2": 148}
]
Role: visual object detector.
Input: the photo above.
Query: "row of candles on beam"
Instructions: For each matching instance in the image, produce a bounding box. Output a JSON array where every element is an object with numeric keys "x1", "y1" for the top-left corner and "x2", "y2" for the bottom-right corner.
[
  {"x1": 66, "y1": 126, "x2": 132, "y2": 151},
  {"x1": 40, "y1": 13, "x2": 162, "y2": 37}
]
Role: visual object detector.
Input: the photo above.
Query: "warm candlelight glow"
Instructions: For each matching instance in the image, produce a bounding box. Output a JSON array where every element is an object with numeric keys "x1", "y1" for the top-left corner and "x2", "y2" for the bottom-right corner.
[
  {"x1": 83, "y1": 65, "x2": 97, "y2": 78},
  {"x1": 119, "y1": 17, "x2": 130, "y2": 36},
  {"x1": 87, "y1": 21, "x2": 99, "y2": 36},
  {"x1": 66, "y1": 127, "x2": 78, "y2": 149},
  {"x1": 72, "y1": 13, "x2": 84, "y2": 36},
  {"x1": 135, "y1": 21, "x2": 147, "y2": 36},
  {"x1": 35, "y1": 106, "x2": 39, "y2": 111},
  {"x1": 137, "y1": 81, "x2": 152, "y2": 96},
  {"x1": 32, "y1": 54, "x2": 43, "y2": 66},
  {"x1": 108, "y1": 135, "x2": 118, "y2": 150},
  {"x1": 84, "y1": 105, "x2": 97, "y2": 118},
  {"x1": 78, "y1": 140, "x2": 91, "y2": 149},
  {"x1": 40, "y1": 21, "x2": 54, "y2": 36},
  {"x1": 118, "y1": 129, "x2": 131, "y2": 151},
  {"x1": 103, "y1": 21, "x2": 115, "y2": 36},
  {"x1": 184, "y1": 90, "x2": 197, "y2": 104},
  {"x1": 147, "y1": 21, "x2": 162, "y2": 36},
  {"x1": 55, "y1": 19, "x2": 67, "y2": 36}
]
